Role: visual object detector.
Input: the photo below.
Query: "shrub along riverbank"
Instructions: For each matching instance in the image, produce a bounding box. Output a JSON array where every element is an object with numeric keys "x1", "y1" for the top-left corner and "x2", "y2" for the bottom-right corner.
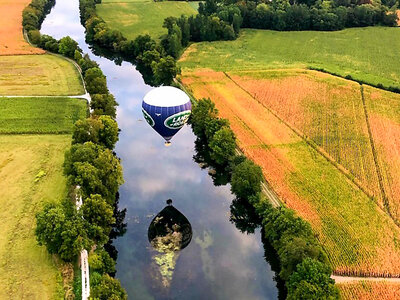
[
  {"x1": 189, "y1": 98, "x2": 339, "y2": 299},
  {"x1": 23, "y1": 1, "x2": 126, "y2": 299}
]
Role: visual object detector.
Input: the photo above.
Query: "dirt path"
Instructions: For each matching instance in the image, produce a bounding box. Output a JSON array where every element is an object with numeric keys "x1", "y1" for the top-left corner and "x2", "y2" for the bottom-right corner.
[{"x1": 333, "y1": 275, "x2": 400, "y2": 283}]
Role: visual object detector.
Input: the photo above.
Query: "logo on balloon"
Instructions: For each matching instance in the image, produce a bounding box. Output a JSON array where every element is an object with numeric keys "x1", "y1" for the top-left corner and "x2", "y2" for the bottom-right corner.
[
  {"x1": 142, "y1": 108, "x2": 155, "y2": 127},
  {"x1": 164, "y1": 111, "x2": 191, "y2": 130}
]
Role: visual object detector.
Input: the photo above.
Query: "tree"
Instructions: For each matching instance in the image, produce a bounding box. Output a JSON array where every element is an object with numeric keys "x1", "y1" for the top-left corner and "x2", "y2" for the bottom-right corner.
[
  {"x1": 189, "y1": 98, "x2": 219, "y2": 140},
  {"x1": 287, "y1": 258, "x2": 339, "y2": 300},
  {"x1": 82, "y1": 194, "x2": 115, "y2": 245},
  {"x1": 72, "y1": 116, "x2": 119, "y2": 149},
  {"x1": 84, "y1": 67, "x2": 108, "y2": 94},
  {"x1": 91, "y1": 274, "x2": 127, "y2": 300},
  {"x1": 151, "y1": 56, "x2": 179, "y2": 86},
  {"x1": 230, "y1": 158, "x2": 263, "y2": 199},
  {"x1": 35, "y1": 203, "x2": 91, "y2": 261},
  {"x1": 209, "y1": 127, "x2": 236, "y2": 165},
  {"x1": 89, "y1": 248, "x2": 116, "y2": 275},
  {"x1": 278, "y1": 235, "x2": 326, "y2": 280},
  {"x1": 64, "y1": 142, "x2": 124, "y2": 203},
  {"x1": 59, "y1": 36, "x2": 80, "y2": 58},
  {"x1": 91, "y1": 93, "x2": 118, "y2": 118}
]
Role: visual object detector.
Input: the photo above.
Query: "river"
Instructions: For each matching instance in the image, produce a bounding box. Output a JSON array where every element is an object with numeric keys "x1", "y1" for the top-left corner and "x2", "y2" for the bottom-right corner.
[{"x1": 41, "y1": 1, "x2": 280, "y2": 299}]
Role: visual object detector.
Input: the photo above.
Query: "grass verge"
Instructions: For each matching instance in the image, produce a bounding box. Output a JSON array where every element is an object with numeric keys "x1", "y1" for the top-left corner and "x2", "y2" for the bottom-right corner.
[{"x1": 0, "y1": 134, "x2": 71, "y2": 299}]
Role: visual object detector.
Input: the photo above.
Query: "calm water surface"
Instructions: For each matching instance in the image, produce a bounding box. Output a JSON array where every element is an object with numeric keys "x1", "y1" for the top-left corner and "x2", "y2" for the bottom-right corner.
[{"x1": 41, "y1": 1, "x2": 280, "y2": 298}]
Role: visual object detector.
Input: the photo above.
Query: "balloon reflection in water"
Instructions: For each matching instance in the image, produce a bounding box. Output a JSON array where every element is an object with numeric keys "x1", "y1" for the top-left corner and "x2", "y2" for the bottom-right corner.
[{"x1": 148, "y1": 199, "x2": 192, "y2": 289}]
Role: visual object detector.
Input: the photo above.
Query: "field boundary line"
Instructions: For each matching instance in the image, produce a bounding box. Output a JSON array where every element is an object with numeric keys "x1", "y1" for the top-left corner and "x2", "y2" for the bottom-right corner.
[
  {"x1": 223, "y1": 71, "x2": 377, "y2": 203},
  {"x1": 359, "y1": 85, "x2": 393, "y2": 221}
]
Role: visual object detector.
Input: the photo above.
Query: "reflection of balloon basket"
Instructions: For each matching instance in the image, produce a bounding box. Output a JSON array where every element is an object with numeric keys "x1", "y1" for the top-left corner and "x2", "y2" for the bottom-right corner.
[
  {"x1": 164, "y1": 141, "x2": 172, "y2": 147},
  {"x1": 148, "y1": 201, "x2": 192, "y2": 252}
]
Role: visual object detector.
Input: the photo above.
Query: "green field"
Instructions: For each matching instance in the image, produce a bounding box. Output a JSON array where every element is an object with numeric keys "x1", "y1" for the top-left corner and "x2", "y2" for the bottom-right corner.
[
  {"x1": 179, "y1": 27, "x2": 400, "y2": 88},
  {"x1": 0, "y1": 97, "x2": 87, "y2": 134},
  {"x1": 0, "y1": 54, "x2": 85, "y2": 96},
  {"x1": 0, "y1": 134, "x2": 71, "y2": 299},
  {"x1": 97, "y1": 0, "x2": 198, "y2": 40}
]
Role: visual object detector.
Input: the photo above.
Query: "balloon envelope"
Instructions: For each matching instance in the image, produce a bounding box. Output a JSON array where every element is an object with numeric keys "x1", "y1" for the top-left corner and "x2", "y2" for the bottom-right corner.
[{"x1": 142, "y1": 86, "x2": 191, "y2": 143}]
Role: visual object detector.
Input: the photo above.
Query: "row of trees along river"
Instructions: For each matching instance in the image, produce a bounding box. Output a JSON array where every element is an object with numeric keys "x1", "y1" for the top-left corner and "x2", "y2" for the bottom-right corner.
[{"x1": 40, "y1": 0, "x2": 285, "y2": 299}]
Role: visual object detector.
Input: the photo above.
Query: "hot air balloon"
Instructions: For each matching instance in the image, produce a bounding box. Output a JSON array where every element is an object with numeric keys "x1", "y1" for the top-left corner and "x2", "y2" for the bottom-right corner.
[{"x1": 142, "y1": 86, "x2": 191, "y2": 146}]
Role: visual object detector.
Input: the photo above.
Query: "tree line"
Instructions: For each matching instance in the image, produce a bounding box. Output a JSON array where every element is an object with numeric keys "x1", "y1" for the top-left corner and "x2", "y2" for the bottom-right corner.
[
  {"x1": 77, "y1": 0, "x2": 397, "y2": 87},
  {"x1": 189, "y1": 97, "x2": 339, "y2": 299},
  {"x1": 22, "y1": 1, "x2": 127, "y2": 299}
]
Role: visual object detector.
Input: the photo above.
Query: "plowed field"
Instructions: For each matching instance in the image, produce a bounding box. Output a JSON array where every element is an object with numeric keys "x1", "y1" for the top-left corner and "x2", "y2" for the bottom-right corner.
[{"x1": 0, "y1": 0, "x2": 44, "y2": 55}]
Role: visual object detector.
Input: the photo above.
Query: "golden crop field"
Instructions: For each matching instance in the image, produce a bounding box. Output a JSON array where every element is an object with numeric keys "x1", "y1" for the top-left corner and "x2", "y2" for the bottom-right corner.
[
  {"x1": 181, "y1": 69, "x2": 400, "y2": 276},
  {"x1": 338, "y1": 281, "x2": 400, "y2": 299},
  {"x1": 0, "y1": 0, "x2": 44, "y2": 55},
  {"x1": 227, "y1": 69, "x2": 382, "y2": 206},
  {"x1": 363, "y1": 86, "x2": 400, "y2": 222}
]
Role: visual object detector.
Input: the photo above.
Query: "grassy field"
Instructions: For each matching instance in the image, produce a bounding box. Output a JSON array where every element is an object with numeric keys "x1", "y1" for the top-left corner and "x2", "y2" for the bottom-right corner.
[
  {"x1": 181, "y1": 70, "x2": 400, "y2": 276},
  {"x1": 97, "y1": 0, "x2": 198, "y2": 40},
  {"x1": 179, "y1": 27, "x2": 400, "y2": 89},
  {"x1": 338, "y1": 282, "x2": 400, "y2": 299},
  {"x1": 363, "y1": 86, "x2": 400, "y2": 221},
  {"x1": 0, "y1": 97, "x2": 88, "y2": 134},
  {"x1": 0, "y1": 134, "x2": 71, "y2": 299},
  {"x1": 0, "y1": 54, "x2": 85, "y2": 96},
  {"x1": 0, "y1": 0, "x2": 44, "y2": 55}
]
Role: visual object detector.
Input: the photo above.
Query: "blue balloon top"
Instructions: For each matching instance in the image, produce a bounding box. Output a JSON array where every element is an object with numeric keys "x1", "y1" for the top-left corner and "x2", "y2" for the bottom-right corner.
[{"x1": 142, "y1": 87, "x2": 192, "y2": 143}]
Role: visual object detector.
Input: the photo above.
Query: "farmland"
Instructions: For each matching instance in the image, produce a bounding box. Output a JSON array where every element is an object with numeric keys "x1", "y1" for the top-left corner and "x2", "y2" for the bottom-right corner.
[
  {"x1": 97, "y1": 0, "x2": 198, "y2": 40},
  {"x1": 0, "y1": 134, "x2": 70, "y2": 299},
  {"x1": 0, "y1": 0, "x2": 44, "y2": 55},
  {"x1": 338, "y1": 281, "x2": 400, "y2": 299},
  {"x1": 179, "y1": 27, "x2": 400, "y2": 89},
  {"x1": 227, "y1": 69, "x2": 382, "y2": 206},
  {"x1": 0, "y1": 54, "x2": 84, "y2": 96},
  {"x1": 363, "y1": 87, "x2": 400, "y2": 221},
  {"x1": 181, "y1": 70, "x2": 400, "y2": 276},
  {"x1": 0, "y1": 97, "x2": 87, "y2": 134}
]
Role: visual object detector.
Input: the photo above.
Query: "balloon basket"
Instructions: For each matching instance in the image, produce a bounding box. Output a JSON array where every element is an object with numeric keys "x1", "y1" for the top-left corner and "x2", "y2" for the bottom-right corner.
[{"x1": 165, "y1": 141, "x2": 172, "y2": 147}]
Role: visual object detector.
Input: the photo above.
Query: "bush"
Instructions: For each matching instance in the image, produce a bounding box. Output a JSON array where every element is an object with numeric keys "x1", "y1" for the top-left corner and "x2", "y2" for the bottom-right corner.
[
  {"x1": 287, "y1": 258, "x2": 339, "y2": 299},
  {"x1": 91, "y1": 274, "x2": 127, "y2": 300}
]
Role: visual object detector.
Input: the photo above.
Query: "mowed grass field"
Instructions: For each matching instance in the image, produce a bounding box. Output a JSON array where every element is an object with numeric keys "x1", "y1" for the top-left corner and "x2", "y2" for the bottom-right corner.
[
  {"x1": 97, "y1": 0, "x2": 198, "y2": 40},
  {"x1": 179, "y1": 27, "x2": 400, "y2": 89},
  {"x1": 0, "y1": 97, "x2": 88, "y2": 134},
  {"x1": 338, "y1": 282, "x2": 400, "y2": 299},
  {"x1": 0, "y1": 0, "x2": 44, "y2": 55},
  {"x1": 0, "y1": 135, "x2": 70, "y2": 299},
  {"x1": 181, "y1": 70, "x2": 400, "y2": 276},
  {"x1": 0, "y1": 54, "x2": 85, "y2": 96}
]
